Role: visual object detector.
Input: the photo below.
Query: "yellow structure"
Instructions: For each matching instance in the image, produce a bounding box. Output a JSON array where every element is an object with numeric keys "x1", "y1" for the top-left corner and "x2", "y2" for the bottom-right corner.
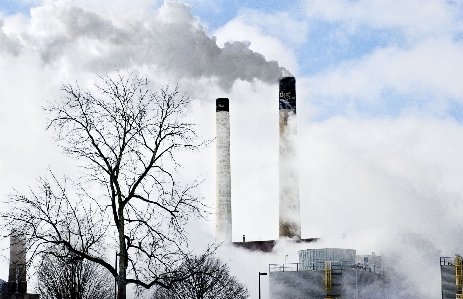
[
  {"x1": 324, "y1": 261, "x2": 332, "y2": 291},
  {"x1": 457, "y1": 255, "x2": 463, "y2": 298}
]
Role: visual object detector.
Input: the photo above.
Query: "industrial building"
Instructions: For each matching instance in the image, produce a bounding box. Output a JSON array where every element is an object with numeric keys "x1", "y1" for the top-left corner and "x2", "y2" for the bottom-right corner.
[
  {"x1": 212, "y1": 74, "x2": 460, "y2": 298},
  {"x1": 214, "y1": 79, "x2": 386, "y2": 298},
  {"x1": 269, "y1": 248, "x2": 386, "y2": 299},
  {"x1": 441, "y1": 255, "x2": 462, "y2": 299}
]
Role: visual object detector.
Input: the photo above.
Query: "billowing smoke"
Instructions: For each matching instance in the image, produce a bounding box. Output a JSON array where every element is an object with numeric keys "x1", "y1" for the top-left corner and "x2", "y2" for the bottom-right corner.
[
  {"x1": 4, "y1": 1, "x2": 289, "y2": 90},
  {"x1": 0, "y1": 18, "x2": 22, "y2": 55}
]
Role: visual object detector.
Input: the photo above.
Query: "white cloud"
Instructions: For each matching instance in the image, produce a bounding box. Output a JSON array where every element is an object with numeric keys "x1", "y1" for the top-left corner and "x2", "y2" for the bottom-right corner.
[
  {"x1": 213, "y1": 17, "x2": 299, "y2": 76},
  {"x1": 0, "y1": 18, "x2": 22, "y2": 55},
  {"x1": 235, "y1": 8, "x2": 308, "y2": 45},
  {"x1": 306, "y1": 37, "x2": 463, "y2": 116},
  {"x1": 304, "y1": 0, "x2": 463, "y2": 38},
  {"x1": 299, "y1": 116, "x2": 463, "y2": 243}
]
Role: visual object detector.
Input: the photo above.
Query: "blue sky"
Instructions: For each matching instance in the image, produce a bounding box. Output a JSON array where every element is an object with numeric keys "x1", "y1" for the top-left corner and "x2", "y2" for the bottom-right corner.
[
  {"x1": 1, "y1": 1, "x2": 463, "y2": 298},
  {"x1": 186, "y1": 0, "x2": 463, "y2": 121},
  {"x1": 0, "y1": 0, "x2": 34, "y2": 15},
  {"x1": 184, "y1": 0, "x2": 403, "y2": 76}
]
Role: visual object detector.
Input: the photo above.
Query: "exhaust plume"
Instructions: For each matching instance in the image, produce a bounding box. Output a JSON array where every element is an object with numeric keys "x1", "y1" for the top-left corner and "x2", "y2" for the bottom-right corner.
[{"x1": 13, "y1": 1, "x2": 290, "y2": 90}]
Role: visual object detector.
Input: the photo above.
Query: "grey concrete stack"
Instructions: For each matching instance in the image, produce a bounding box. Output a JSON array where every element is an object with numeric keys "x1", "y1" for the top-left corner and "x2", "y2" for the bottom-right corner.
[
  {"x1": 216, "y1": 98, "x2": 232, "y2": 243},
  {"x1": 278, "y1": 77, "x2": 301, "y2": 239},
  {"x1": 7, "y1": 233, "x2": 27, "y2": 294},
  {"x1": 0, "y1": 232, "x2": 40, "y2": 299}
]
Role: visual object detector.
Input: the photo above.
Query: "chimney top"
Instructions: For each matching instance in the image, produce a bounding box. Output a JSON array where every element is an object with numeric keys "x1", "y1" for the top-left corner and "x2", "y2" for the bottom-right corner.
[
  {"x1": 216, "y1": 98, "x2": 229, "y2": 112},
  {"x1": 279, "y1": 77, "x2": 296, "y2": 110}
]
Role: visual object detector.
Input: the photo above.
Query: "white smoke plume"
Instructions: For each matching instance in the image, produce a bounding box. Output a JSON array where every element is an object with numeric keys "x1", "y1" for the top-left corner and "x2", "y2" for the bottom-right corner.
[
  {"x1": 0, "y1": 18, "x2": 22, "y2": 55},
  {"x1": 1, "y1": 1, "x2": 289, "y2": 90}
]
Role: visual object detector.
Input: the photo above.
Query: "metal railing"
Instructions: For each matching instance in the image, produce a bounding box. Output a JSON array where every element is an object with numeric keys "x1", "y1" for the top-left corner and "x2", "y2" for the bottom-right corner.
[
  {"x1": 269, "y1": 263, "x2": 300, "y2": 272},
  {"x1": 269, "y1": 262, "x2": 385, "y2": 273},
  {"x1": 441, "y1": 256, "x2": 455, "y2": 266}
]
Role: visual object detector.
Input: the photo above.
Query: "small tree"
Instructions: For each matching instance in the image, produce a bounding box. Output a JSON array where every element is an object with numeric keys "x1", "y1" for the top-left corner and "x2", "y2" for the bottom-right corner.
[
  {"x1": 36, "y1": 249, "x2": 114, "y2": 299},
  {"x1": 151, "y1": 255, "x2": 249, "y2": 299},
  {"x1": 1, "y1": 71, "x2": 209, "y2": 299}
]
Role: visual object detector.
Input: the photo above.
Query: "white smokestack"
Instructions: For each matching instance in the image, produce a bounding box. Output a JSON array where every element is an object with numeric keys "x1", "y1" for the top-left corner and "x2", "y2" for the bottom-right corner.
[
  {"x1": 279, "y1": 77, "x2": 301, "y2": 239},
  {"x1": 216, "y1": 98, "x2": 232, "y2": 243}
]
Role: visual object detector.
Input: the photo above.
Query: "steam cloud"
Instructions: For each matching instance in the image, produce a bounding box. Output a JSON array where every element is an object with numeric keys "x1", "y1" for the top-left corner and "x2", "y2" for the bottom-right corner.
[
  {"x1": 0, "y1": 18, "x2": 22, "y2": 55},
  {"x1": 1, "y1": 1, "x2": 289, "y2": 90}
]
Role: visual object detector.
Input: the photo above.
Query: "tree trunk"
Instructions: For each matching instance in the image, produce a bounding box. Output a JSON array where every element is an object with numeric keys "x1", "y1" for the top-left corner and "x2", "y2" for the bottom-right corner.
[
  {"x1": 117, "y1": 248, "x2": 127, "y2": 299},
  {"x1": 117, "y1": 275, "x2": 127, "y2": 299},
  {"x1": 117, "y1": 207, "x2": 127, "y2": 299}
]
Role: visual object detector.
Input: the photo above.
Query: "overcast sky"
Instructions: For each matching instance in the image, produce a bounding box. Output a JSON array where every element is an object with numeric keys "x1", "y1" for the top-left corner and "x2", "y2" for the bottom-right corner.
[{"x1": 1, "y1": 0, "x2": 463, "y2": 298}]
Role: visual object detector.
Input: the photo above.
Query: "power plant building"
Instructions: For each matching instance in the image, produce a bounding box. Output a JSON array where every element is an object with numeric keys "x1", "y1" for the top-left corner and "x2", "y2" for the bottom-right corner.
[
  {"x1": 270, "y1": 248, "x2": 386, "y2": 299},
  {"x1": 211, "y1": 73, "x2": 459, "y2": 299},
  {"x1": 441, "y1": 255, "x2": 463, "y2": 299}
]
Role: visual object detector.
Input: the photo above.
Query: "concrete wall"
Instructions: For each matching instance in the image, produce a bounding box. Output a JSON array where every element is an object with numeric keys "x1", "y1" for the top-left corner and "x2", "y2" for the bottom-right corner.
[
  {"x1": 270, "y1": 271, "x2": 326, "y2": 299},
  {"x1": 270, "y1": 269, "x2": 386, "y2": 299},
  {"x1": 441, "y1": 265, "x2": 457, "y2": 299}
]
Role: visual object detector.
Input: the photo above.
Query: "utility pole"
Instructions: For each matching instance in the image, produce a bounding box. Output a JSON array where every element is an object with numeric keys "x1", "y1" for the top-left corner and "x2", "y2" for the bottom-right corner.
[{"x1": 259, "y1": 272, "x2": 267, "y2": 299}]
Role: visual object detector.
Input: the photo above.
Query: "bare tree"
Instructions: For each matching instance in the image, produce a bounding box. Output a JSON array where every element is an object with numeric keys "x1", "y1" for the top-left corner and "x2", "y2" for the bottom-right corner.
[
  {"x1": 151, "y1": 255, "x2": 249, "y2": 299},
  {"x1": 36, "y1": 248, "x2": 114, "y2": 299},
  {"x1": 1, "y1": 72, "x2": 210, "y2": 299}
]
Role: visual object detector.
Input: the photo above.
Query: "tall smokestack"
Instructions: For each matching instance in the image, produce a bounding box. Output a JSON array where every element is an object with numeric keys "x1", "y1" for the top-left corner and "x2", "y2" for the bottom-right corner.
[
  {"x1": 279, "y1": 77, "x2": 301, "y2": 239},
  {"x1": 8, "y1": 230, "x2": 27, "y2": 293},
  {"x1": 216, "y1": 98, "x2": 232, "y2": 243}
]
